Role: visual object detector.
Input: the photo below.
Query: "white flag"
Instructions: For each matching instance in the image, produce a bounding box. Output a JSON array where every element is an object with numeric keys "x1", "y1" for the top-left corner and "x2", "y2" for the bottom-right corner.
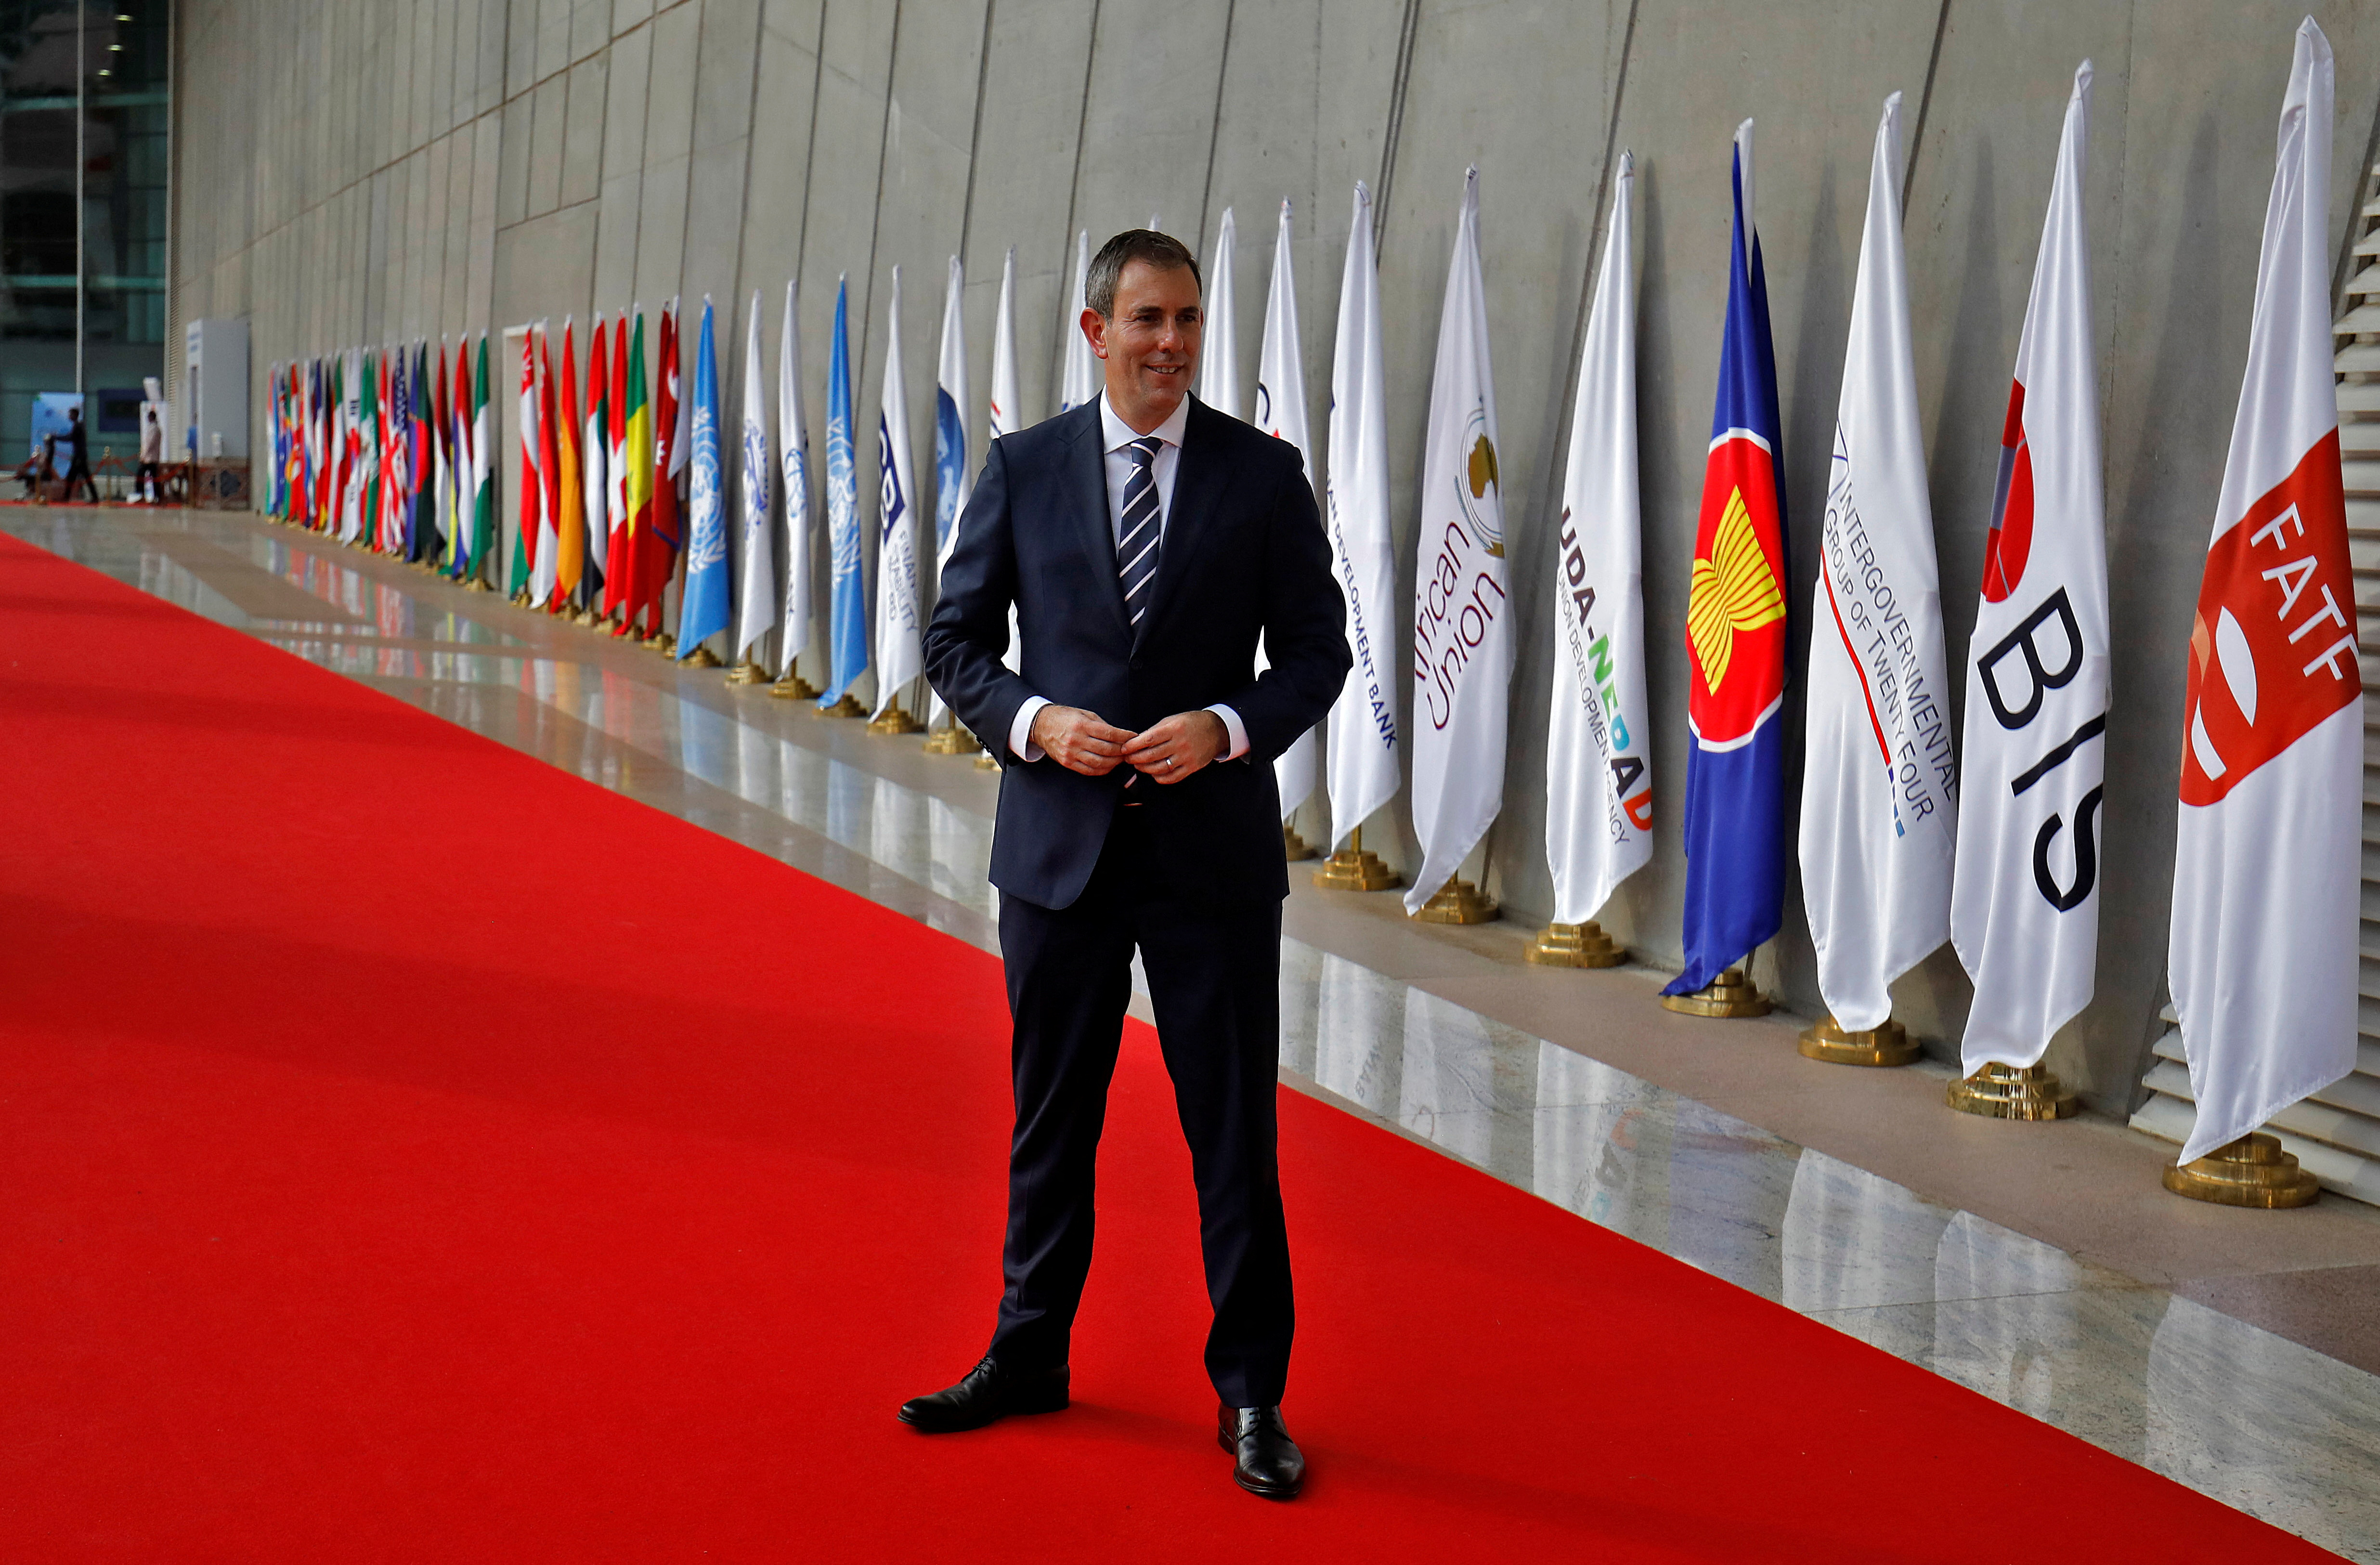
[
  {"x1": 2170, "y1": 18, "x2": 2360, "y2": 1163},
  {"x1": 1952, "y1": 62, "x2": 2109, "y2": 1075},
  {"x1": 1199, "y1": 206, "x2": 1241, "y2": 418},
  {"x1": 873, "y1": 266, "x2": 925, "y2": 717},
  {"x1": 1405, "y1": 167, "x2": 1512, "y2": 914},
  {"x1": 1324, "y1": 181, "x2": 1402, "y2": 849},
  {"x1": 1798, "y1": 92, "x2": 1956, "y2": 1032},
  {"x1": 584, "y1": 318, "x2": 609, "y2": 576},
  {"x1": 928, "y1": 256, "x2": 972, "y2": 729},
  {"x1": 1545, "y1": 152, "x2": 1653, "y2": 926},
  {"x1": 990, "y1": 248, "x2": 1026, "y2": 678},
  {"x1": 1256, "y1": 198, "x2": 1318, "y2": 822},
  {"x1": 736, "y1": 290, "x2": 776, "y2": 661},
  {"x1": 1059, "y1": 229, "x2": 1097, "y2": 414},
  {"x1": 780, "y1": 279, "x2": 813, "y2": 675}
]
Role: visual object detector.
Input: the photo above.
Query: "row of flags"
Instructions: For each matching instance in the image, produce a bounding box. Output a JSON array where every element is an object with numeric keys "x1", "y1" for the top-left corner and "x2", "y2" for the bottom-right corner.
[{"x1": 258, "y1": 22, "x2": 2355, "y2": 1162}]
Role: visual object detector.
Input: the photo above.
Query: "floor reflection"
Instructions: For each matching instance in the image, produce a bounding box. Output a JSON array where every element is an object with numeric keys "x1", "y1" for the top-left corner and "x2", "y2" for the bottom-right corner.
[{"x1": 11, "y1": 507, "x2": 2380, "y2": 1560}]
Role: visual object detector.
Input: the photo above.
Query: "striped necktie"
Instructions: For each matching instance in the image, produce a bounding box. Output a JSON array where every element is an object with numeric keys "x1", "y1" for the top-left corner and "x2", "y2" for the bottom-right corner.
[{"x1": 1117, "y1": 435, "x2": 1164, "y2": 627}]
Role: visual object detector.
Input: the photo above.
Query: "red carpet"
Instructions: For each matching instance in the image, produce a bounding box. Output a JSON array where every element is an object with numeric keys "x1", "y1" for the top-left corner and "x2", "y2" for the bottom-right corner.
[{"x1": 0, "y1": 530, "x2": 2340, "y2": 1562}]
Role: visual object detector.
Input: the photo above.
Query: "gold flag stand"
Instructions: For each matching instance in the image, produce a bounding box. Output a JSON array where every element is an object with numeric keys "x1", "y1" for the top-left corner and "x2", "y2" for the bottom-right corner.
[
  {"x1": 1282, "y1": 823, "x2": 1317, "y2": 862},
  {"x1": 680, "y1": 643, "x2": 723, "y2": 670},
  {"x1": 868, "y1": 699, "x2": 925, "y2": 736},
  {"x1": 1946, "y1": 1061, "x2": 2077, "y2": 1120},
  {"x1": 923, "y1": 718, "x2": 979, "y2": 755},
  {"x1": 725, "y1": 656, "x2": 770, "y2": 686},
  {"x1": 463, "y1": 576, "x2": 491, "y2": 592},
  {"x1": 572, "y1": 605, "x2": 602, "y2": 627},
  {"x1": 2164, "y1": 1132, "x2": 2321, "y2": 1208},
  {"x1": 1412, "y1": 877, "x2": 1497, "y2": 925},
  {"x1": 770, "y1": 659, "x2": 821, "y2": 700},
  {"x1": 974, "y1": 747, "x2": 1001, "y2": 770},
  {"x1": 1527, "y1": 921, "x2": 1625, "y2": 968},
  {"x1": 1798, "y1": 1014, "x2": 1920, "y2": 1067},
  {"x1": 1314, "y1": 826, "x2": 1400, "y2": 891},
  {"x1": 815, "y1": 692, "x2": 867, "y2": 718},
  {"x1": 1659, "y1": 967, "x2": 1770, "y2": 1018}
]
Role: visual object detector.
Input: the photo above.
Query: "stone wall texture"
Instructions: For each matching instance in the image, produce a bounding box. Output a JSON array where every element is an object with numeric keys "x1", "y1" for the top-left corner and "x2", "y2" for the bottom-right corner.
[{"x1": 170, "y1": 0, "x2": 2380, "y2": 1112}]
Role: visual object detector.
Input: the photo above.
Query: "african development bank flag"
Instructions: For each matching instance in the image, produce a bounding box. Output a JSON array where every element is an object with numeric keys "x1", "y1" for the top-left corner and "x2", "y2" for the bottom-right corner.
[{"x1": 1667, "y1": 120, "x2": 1791, "y2": 997}]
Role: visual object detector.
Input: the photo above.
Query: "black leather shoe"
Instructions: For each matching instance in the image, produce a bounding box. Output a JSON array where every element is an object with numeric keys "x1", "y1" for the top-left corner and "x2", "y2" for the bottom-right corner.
[
  {"x1": 1218, "y1": 1403, "x2": 1305, "y2": 1499},
  {"x1": 897, "y1": 1356, "x2": 1069, "y2": 1433}
]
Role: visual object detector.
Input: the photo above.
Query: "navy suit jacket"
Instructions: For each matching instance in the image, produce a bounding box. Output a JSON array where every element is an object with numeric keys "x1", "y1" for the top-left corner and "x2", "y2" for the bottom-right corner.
[{"x1": 924, "y1": 396, "x2": 1350, "y2": 911}]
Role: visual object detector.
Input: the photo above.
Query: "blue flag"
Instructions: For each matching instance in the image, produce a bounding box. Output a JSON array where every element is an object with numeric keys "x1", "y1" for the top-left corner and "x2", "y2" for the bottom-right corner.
[
  {"x1": 1666, "y1": 123, "x2": 1793, "y2": 996},
  {"x1": 676, "y1": 297, "x2": 732, "y2": 658},
  {"x1": 820, "y1": 275, "x2": 870, "y2": 705}
]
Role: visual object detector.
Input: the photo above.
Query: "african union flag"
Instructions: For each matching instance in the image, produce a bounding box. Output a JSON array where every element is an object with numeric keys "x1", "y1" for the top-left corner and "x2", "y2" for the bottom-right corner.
[{"x1": 1667, "y1": 120, "x2": 1792, "y2": 997}]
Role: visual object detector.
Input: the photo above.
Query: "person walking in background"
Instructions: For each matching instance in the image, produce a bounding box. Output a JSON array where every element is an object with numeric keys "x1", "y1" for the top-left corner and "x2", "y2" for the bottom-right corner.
[
  {"x1": 61, "y1": 406, "x2": 98, "y2": 505},
  {"x1": 914, "y1": 229, "x2": 1350, "y2": 1500},
  {"x1": 136, "y1": 404, "x2": 164, "y2": 504}
]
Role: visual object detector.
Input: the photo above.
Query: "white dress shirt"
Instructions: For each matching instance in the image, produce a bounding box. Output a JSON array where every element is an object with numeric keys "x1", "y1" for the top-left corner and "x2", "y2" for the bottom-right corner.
[{"x1": 1009, "y1": 392, "x2": 1250, "y2": 764}]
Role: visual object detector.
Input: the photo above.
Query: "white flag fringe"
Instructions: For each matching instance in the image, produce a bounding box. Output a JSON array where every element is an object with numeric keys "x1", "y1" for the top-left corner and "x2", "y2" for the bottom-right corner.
[
  {"x1": 1257, "y1": 198, "x2": 1319, "y2": 823},
  {"x1": 2170, "y1": 18, "x2": 2361, "y2": 1163},
  {"x1": 1797, "y1": 92, "x2": 1956, "y2": 1032},
  {"x1": 1324, "y1": 182, "x2": 1402, "y2": 850},
  {"x1": 735, "y1": 291, "x2": 776, "y2": 661},
  {"x1": 873, "y1": 267, "x2": 925, "y2": 717},
  {"x1": 1952, "y1": 62, "x2": 2110, "y2": 1074},
  {"x1": 1545, "y1": 152, "x2": 1653, "y2": 926},
  {"x1": 1406, "y1": 167, "x2": 1513, "y2": 915}
]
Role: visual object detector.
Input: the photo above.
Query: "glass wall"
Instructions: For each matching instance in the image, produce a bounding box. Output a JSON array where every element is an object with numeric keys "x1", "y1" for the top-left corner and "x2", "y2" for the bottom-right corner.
[{"x1": 0, "y1": 0, "x2": 170, "y2": 472}]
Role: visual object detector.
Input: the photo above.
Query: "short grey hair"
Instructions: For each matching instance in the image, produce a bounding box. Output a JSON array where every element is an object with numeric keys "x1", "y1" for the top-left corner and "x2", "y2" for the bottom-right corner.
[{"x1": 1086, "y1": 229, "x2": 1201, "y2": 319}]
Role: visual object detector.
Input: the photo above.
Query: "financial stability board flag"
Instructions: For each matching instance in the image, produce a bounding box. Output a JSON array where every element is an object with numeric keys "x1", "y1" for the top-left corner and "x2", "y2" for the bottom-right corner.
[
  {"x1": 1406, "y1": 167, "x2": 1513, "y2": 914},
  {"x1": 1951, "y1": 61, "x2": 2110, "y2": 1075},
  {"x1": 1200, "y1": 206, "x2": 1241, "y2": 418},
  {"x1": 1324, "y1": 181, "x2": 1402, "y2": 849},
  {"x1": 734, "y1": 290, "x2": 776, "y2": 665},
  {"x1": 1666, "y1": 119, "x2": 1792, "y2": 998},
  {"x1": 1798, "y1": 91, "x2": 1956, "y2": 1031},
  {"x1": 927, "y1": 255, "x2": 972, "y2": 729},
  {"x1": 2169, "y1": 18, "x2": 2360, "y2": 1164},
  {"x1": 989, "y1": 248, "x2": 1026, "y2": 677},
  {"x1": 820, "y1": 275, "x2": 870, "y2": 708},
  {"x1": 676, "y1": 296, "x2": 731, "y2": 660},
  {"x1": 1256, "y1": 198, "x2": 1318, "y2": 825},
  {"x1": 779, "y1": 280, "x2": 813, "y2": 678},
  {"x1": 1545, "y1": 152, "x2": 1653, "y2": 927},
  {"x1": 874, "y1": 266, "x2": 925, "y2": 717},
  {"x1": 1059, "y1": 229, "x2": 1096, "y2": 414}
]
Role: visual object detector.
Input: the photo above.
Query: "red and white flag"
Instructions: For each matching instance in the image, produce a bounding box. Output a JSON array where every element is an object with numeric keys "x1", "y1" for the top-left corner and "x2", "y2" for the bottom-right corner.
[
  {"x1": 1951, "y1": 62, "x2": 2110, "y2": 1075},
  {"x1": 2169, "y1": 17, "x2": 2360, "y2": 1163}
]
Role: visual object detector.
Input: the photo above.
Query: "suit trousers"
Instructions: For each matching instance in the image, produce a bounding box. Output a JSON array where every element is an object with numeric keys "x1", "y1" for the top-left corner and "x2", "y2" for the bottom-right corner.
[{"x1": 988, "y1": 803, "x2": 1294, "y2": 1408}]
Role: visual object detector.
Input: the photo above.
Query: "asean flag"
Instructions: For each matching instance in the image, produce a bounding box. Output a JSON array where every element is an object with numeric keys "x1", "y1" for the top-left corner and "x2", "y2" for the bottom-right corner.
[
  {"x1": 2168, "y1": 18, "x2": 2360, "y2": 1165},
  {"x1": 1667, "y1": 118, "x2": 1793, "y2": 997}
]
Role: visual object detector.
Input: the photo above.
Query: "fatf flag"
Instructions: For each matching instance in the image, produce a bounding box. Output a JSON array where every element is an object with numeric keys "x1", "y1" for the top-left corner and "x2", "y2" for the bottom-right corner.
[
  {"x1": 1666, "y1": 119, "x2": 1792, "y2": 998},
  {"x1": 1406, "y1": 167, "x2": 1514, "y2": 915},
  {"x1": 1798, "y1": 92, "x2": 1956, "y2": 1032},
  {"x1": 874, "y1": 266, "x2": 925, "y2": 717},
  {"x1": 1952, "y1": 62, "x2": 2110, "y2": 1075},
  {"x1": 1323, "y1": 181, "x2": 1402, "y2": 849},
  {"x1": 1545, "y1": 152, "x2": 1654, "y2": 927},
  {"x1": 1256, "y1": 198, "x2": 1318, "y2": 823},
  {"x1": 2169, "y1": 18, "x2": 2360, "y2": 1164},
  {"x1": 820, "y1": 275, "x2": 870, "y2": 707},
  {"x1": 675, "y1": 296, "x2": 732, "y2": 659}
]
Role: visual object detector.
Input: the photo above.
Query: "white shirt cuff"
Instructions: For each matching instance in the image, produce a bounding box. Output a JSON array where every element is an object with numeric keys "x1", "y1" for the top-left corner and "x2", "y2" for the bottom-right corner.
[
  {"x1": 1010, "y1": 696, "x2": 1051, "y2": 761},
  {"x1": 1206, "y1": 704, "x2": 1249, "y2": 761}
]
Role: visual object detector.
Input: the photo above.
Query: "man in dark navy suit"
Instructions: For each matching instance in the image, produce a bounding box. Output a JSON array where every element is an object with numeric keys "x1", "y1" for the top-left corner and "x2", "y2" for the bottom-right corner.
[{"x1": 907, "y1": 229, "x2": 1348, "y2": 1500}]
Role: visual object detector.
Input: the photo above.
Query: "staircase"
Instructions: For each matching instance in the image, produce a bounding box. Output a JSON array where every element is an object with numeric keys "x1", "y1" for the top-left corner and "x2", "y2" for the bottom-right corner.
[{"x1": 2127, "y1": 156, "x2": 2380, "y2": 1207}]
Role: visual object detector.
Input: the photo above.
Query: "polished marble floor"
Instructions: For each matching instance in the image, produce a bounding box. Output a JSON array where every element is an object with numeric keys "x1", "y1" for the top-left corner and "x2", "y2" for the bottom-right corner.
[{"x1": 12, "y1": 505, "x2": 2380, "y2": 1559}]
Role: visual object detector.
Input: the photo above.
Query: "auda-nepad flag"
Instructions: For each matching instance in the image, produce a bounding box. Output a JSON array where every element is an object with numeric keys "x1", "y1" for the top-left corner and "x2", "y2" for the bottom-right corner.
[
  {"x1": 2169, "y1": 17, "x2": 2360, "y2": 1164},
  {"x1": 1545, "y1": 152, "x2": 1652, "y2": 927},
  {"x1": 1406, "y1": 167, "x2": 1512, "y2": 914},
  {"x1": 1798, "y1": 91, "x2": 1955, "y2": 1032},
  {"x1": 1952, "y1": 62, "x2": 2110, "y2": 1075}
]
